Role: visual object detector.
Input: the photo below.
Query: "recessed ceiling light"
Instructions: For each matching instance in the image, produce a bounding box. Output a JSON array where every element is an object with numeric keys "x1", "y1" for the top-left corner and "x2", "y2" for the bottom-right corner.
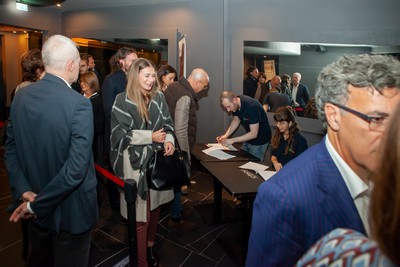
[{"x1": 16, "y1": 2, "x2": 28, "y2": 11}]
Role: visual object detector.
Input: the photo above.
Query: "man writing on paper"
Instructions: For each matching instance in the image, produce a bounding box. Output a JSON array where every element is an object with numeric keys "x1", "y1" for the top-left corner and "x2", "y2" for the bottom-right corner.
[{"x1": 217, "y1": 91, "x2": 271, "y2": 161}]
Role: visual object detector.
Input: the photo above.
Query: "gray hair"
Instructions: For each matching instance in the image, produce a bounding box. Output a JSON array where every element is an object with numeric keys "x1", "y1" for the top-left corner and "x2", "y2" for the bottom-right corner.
[
  {"x1": 42, "y1": 35, "x2": 80, "y2": 72},
  {"x1": 315, "y1": 54, "x2": 400, "y2": 128}
]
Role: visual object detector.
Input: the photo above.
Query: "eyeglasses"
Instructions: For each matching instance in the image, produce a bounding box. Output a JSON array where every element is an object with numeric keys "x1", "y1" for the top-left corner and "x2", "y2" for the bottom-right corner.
[
  {"x1": 274, "y1": 121, "x2": 288, "y2": 126},
  {"x1": 328, "y1": 101, "x2": 388, "y2": 132},
  {"x1": 198, "y1": 80, "x2": 209, "y2": 89}
]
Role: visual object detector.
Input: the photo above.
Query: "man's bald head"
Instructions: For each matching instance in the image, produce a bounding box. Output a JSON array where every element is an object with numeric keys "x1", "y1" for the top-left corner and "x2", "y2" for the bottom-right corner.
[{"x1": 188, "y1": 68, "x2": 210, "y2": 93}]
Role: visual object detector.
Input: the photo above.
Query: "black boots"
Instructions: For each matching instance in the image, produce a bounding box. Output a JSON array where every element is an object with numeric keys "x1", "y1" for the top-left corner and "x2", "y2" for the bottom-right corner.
[{"x1": 147, "y1": 246, "x2": 158, "y2": 267}]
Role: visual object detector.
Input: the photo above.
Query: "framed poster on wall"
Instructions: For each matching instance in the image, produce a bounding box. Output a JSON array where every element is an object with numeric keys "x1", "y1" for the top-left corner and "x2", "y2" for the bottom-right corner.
[
  {"x1": 178, "y1": 35, "x2": 186, "y2": 79},
  {"x1": 264, "y1": 59, "x2": 276, "y2": 80}
]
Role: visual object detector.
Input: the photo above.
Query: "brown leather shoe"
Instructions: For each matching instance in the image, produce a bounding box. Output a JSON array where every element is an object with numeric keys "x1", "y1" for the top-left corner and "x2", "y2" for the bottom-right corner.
[{"x1": 168, "y1": 218, "x2": 197, "y2": 232}]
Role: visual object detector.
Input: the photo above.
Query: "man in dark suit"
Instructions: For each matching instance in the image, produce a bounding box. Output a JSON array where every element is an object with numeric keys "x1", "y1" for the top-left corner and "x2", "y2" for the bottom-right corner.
[
  {"x1": 101, "y1": 47, "x2": 137, "y2": 222},
  {"x1": 246, "y1": 54, "x2": 400, "y2": 267},
  {"x1": 243, "y1": 66, "x2": 259, "y2": 98},
  {"x1": 5, "y1": 35, "x2": 98, "y2": 267},
  {"x1": 291, "y1": 72, "x2": 310, "y2": 116},
  {"x1": 88, "y1": 54, "x2": 101, "y2": 82}
]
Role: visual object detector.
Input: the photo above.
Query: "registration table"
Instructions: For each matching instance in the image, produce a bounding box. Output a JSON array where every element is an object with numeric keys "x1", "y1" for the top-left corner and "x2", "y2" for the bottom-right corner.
[
  {"x1": 191, "y1": 144, "x2": 266, "y2": 224},
  {"x1": 201, "y1": 161, "x2": 264, "y2": 224},
  {"x1": 191, "y1": 144, "x2": 269, "y2": 259}
]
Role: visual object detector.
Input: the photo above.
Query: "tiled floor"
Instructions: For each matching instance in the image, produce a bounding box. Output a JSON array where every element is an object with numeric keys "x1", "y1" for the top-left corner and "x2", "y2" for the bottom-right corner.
[{"x1": 0, "y1": 149, "x2": 247, "y2": 267}]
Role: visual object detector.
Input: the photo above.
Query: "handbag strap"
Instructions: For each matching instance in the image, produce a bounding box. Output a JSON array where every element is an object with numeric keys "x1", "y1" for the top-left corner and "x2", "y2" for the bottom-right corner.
[{"x1": 165, "y1": 130, "x2": 182, "y2": 152}]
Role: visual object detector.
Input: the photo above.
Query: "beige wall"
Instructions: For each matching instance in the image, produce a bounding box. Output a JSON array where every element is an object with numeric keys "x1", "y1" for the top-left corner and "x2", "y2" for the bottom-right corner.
[
  {"x1": 0, "y1": 3, "x2": 62, "y2": 37},
  {"x1": 3, "y1": 33, "x2": 28, "y2": 105}
]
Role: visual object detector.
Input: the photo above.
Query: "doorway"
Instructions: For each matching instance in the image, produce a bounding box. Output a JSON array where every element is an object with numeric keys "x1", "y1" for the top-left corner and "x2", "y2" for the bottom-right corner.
[{"x1": 0, "y1": 24, "x2": 43, "y2": 119}]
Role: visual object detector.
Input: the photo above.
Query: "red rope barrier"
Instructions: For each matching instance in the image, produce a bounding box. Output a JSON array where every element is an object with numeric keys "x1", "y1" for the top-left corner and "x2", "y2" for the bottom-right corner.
[{"x1": 95, "y1": 164, "x2": 124, "y2": 187}]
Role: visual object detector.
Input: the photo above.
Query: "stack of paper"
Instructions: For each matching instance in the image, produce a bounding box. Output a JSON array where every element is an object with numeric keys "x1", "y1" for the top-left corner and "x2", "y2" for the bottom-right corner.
[
  {"x1": 238, "y1": 162, "x2": 276, "y2": 181},
  {"x1": 257, "y1": 170, "x2": 277, "y2": 181},
  {"x1": 202, "y1": 147, "x2": 236, "y2": 160},
  {"x1": 239, "y1": 162, "x2": 269, "y2": 171}
]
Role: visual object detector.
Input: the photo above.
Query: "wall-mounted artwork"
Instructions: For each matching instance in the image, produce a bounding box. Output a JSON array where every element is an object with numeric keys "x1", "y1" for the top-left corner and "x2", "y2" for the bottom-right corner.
[
  {"x1": 178, "y1": 35, "x2": 186, "y2": 79},
  {"x1": 264, "y1": 59, "x2": 276, "y2": 80}
]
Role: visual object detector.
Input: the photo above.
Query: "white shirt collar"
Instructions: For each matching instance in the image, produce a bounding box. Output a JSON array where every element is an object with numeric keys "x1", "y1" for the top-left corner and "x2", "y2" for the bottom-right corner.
[
  {"x1": 53, "y1": 74, "x2": 72, "y2": 88},
  {"x1": 325, "y1": 136, "x2": 370, "y2": 199},
  {"x1": 84, "y1": 92, "x2": 98, "y2": 99}
]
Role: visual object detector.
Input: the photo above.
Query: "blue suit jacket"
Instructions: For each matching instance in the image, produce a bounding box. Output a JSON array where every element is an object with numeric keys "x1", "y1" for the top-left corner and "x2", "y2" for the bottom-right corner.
[
  {"x1": 5, "y1": 74, "x2": 98, "y2": 234},
  {"x1": 101, "y1": 69, "x2": 127, "y2": 122},
  {"x1": 246, "y1": 138, "x2": 366, "y2": 267},
  {"x1": 101, "y1": 69, "x2": 127, "y2": 155},
  {"x1": 292, "y1": 83, "x2": 310, "y2": 108}
]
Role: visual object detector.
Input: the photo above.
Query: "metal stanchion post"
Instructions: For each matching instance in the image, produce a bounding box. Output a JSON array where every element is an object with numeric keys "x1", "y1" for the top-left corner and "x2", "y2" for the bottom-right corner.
[{"x1": 124, "y1": 179, "x2": 138, "y2": 267}]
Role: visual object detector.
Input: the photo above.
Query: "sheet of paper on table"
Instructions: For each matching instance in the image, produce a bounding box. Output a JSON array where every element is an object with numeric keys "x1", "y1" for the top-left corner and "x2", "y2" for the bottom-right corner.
[
  {"x1": 206, "y1": 143, "x2": 238, "y2": 151},
  {"x1": 239, "y1": 161, "x2": 269, "y2": 172},
  {"x1": 257, "y1": 170, "x2": 277, "y2": 181},
  {"x1": 202, "y1": 146, "x2": 236, "y2": 160},
  {"x1": 239, "y1": 162, "x2": 276, "y2": 181}
]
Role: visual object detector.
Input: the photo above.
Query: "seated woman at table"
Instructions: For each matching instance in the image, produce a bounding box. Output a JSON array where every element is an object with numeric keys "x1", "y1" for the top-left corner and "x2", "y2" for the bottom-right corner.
[
  {"x1": 295, "y1": 104, "x2": 400, "y2": 267},
  {"x1": 270, "y1": 106, "x2": 308, "y2": 171}
]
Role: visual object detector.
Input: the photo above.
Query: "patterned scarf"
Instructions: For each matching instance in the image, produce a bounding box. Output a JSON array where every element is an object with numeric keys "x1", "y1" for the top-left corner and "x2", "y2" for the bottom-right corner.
[{"x1": 110, "y1": 91, "x2": 174, "y2": 199}]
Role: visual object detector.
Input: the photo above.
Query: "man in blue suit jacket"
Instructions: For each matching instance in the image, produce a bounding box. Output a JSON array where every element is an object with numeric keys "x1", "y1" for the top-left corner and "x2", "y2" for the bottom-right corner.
[
  {"x1": 6, "y1": 35, "x2": 98, "y2": 267},
  {"x1": 101, "y1": 47, "x2": 137, "y2": 221},
  {"x1": 291, "y1": 72, "x2": 310, "y2": 116},
  {"x1": 246, "y1": 54, "x2": 400, "y2": 267}
]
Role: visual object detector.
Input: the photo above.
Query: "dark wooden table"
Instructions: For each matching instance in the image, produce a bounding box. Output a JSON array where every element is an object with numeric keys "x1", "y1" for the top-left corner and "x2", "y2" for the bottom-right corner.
[
  {"x1": 201, "y1": 161, "x2": 264, "y2": 224},
  {"x1": 191, "y1": 143, "x2": 270, "y2": 263}
]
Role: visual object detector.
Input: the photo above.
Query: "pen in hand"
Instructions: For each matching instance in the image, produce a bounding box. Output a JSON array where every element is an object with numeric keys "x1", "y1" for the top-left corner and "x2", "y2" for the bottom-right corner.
[{"x1": 216, "y1": 135, "x2": 228, "y2": 147}]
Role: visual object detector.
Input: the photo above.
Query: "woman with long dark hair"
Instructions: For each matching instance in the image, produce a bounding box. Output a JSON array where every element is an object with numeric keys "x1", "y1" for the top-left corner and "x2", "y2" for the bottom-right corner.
[
  {"x1": 270, "y1": 106, "x2": 308, "y2": 171},
  {"x1": 157, "y1": 64, "x2": 177, "y2": 91}
]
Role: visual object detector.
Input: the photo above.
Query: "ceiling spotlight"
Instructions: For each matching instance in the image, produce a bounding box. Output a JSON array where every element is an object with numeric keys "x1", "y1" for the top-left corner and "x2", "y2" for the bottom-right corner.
[
  {"x1": 16, "y1": 2, "x2": 29, "y2": 11},
  {"x1": 17, "y1": 0, "x2": 65, "y2": 7}
]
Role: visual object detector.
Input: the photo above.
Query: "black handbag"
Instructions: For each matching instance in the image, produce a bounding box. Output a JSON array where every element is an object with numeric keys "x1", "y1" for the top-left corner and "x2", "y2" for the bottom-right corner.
[{"x1": 147, "y1": 131, "x2": 191, "y2": 190}]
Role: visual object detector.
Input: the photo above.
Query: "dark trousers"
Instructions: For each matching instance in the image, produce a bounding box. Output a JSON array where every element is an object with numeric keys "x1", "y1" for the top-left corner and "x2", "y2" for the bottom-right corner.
[
  {"x1": 27, "y1": 223, "x2": 92, "y2": 267},
  {"x1": 104, "y1": 125, "x2": 120, "y2": 213}
]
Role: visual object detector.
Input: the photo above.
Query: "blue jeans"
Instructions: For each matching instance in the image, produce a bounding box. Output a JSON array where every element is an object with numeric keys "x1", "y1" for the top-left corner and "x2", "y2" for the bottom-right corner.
[
  {"x1": 170, "y1": 187, "x2": 182, "y2": 220},
  {"x1": 242, "y1": 142, "x2": 268, "y2": 161}
]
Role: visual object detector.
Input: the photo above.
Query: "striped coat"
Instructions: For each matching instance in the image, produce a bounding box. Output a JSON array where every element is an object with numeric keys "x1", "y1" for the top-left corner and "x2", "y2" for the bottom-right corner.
[{"x1": 110, "y1": 91, "x2": 174, "y2": 222}]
